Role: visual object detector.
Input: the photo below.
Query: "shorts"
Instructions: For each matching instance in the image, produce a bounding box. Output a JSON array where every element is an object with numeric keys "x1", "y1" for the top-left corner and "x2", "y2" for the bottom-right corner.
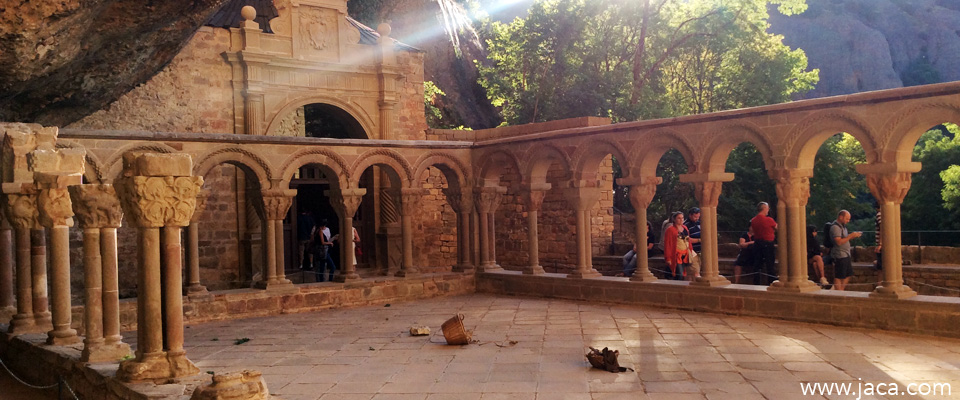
[{"x1": 834, "y1": 257, "x2": 854, "y2": 279}]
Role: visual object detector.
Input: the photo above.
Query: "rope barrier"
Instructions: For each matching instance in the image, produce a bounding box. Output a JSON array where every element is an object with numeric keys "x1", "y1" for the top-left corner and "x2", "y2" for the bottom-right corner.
[{"x1": 0, "y1": 354, "x2": 58, "y2": 390}]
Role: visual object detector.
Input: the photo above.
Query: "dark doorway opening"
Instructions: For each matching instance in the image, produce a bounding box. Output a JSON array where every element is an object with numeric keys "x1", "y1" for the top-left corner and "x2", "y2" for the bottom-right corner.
[{"x1": 304, "y1": 104, "x2": 367, "y2": 139}]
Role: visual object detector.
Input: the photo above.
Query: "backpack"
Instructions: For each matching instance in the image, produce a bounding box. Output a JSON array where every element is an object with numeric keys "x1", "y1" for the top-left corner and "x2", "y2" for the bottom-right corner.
[{"x1": 823, "y1": 221, "x2": 838, "y2": 249}]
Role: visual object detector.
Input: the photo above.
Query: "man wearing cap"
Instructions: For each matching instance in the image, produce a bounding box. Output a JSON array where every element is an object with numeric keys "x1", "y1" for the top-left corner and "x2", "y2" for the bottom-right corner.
[{"x1": 684, "y1": 207, "x2": 702, "y2": 278}]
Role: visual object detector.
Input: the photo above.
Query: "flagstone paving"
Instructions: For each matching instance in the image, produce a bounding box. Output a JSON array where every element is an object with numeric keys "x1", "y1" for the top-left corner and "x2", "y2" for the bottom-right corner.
[{"x1": 126, "y1": 294, "x2": 960, "y2": 400}]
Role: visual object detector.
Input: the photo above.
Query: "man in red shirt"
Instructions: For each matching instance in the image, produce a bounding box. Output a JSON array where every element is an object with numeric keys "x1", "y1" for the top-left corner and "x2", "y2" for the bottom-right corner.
[{"x1": 750, "y1": 202, "x2": 778, "y2": 285}]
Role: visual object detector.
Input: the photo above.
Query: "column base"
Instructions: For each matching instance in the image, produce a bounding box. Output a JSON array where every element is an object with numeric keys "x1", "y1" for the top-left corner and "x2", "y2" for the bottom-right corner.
[
  {"x1": 765, "y1": 280, "x2": 819, "y2": 293},
  {"x1": 33, "y1": 311, "x2": 52, "y2": 330},
  {"x1": 567, "y1": 269, "x2": 601, "y2": 279},
  {"x1": 186, "y1": 284, "x2": 208, "y2": 296},
  {"x1": 46, "y1": 328, "x2": 81, "y2": 346},
  {"x1": 333, "y1": 272, "x2": 361, "y2": 282},
  {"x1": 117, "y1": 351, "x2": 199, "y2": 382},
  {"x1": 191, "y1": 370, "x2": 269, "y2": 400},
  {"x1": 477, "y1": 263, "x2": 504, "y2": 273},
  {"x1": 452, "y1": 264, "x2": 475, "y2": 274},
  {"x1": 870, "y1": 284, "x2": 918, "y2": 299},
  {"x1": 629, "y1": 271, "x2": 658, "y2": 282},
  {"x1": 395, "y1": 269, "x2": 420, "y2": 278},
  {"x1": 82, "y1": 340, "x2": 132, "y2": 363},
  {"x1": 524, "y1": 265, "x2": 545, "y2": 275},
  {"x1": 691, "y1": 276, "x2": 731, "y2": 287},
  {"x1": 7, "y1": 314, "x2": 43, "y2": 335}
]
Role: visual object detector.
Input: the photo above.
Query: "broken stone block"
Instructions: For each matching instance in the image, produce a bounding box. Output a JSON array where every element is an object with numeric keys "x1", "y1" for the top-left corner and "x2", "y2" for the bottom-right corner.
[
  {"x1": 409, "y1": 326, "x2": 430, "y2": 336},
  {"x1": 190, "y1": 370, "x2": 269, "y2": 400}
]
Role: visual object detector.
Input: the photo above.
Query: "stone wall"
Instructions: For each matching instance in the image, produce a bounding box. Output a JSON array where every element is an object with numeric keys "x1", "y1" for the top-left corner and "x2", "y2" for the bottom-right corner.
[
  {"x1": 68, "y1": 27, "x2": 234, "y2": 133},
  {"x1": 415, "y1": 167, "x2": 457, "y2": 271},
  {"x1": 196, "y1": 165, "x2": 242, "y2": 290},
  {"x1": 395, "y1": 51, "x2": 428, "y2": 141}
]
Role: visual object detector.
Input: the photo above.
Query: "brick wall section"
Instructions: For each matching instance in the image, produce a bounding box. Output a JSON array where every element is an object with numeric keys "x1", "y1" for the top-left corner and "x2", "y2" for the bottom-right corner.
[
  {"x1": 415, "y1": 167, "x2": 457, "y2": 271},
  {"x1": 67, "y1": 27, "x2": 234, "y2": 133},
  {"x1": 197, "y1": 165, "x2": 242, "y2": 290},
  {"x1": 395, "y1": 51, "x2": 428, "y2": 141}
]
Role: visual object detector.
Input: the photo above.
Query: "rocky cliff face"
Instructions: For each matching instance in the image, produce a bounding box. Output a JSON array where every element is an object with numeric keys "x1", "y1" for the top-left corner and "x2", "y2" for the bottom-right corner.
[
  {"x1": 0, "y1": 0, "x2": 227, "y2": 126},
  {"x1": 769, "y1": 0, "x2": 960, "y2": 98}
]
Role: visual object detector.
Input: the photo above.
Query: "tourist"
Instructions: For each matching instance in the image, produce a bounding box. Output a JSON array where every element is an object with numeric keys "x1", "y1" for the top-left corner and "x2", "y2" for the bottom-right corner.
[
  {"x1": 622, "y1": 244, "x2": 638, "y2": 277},
  {"x1": 750, "y1": 202, "x2": 777, "y2": 285},
  {"x1": 663, "y1": 211, "x2": 691, "y2": 281},
  {"x1": 351, "y1": 224, "x2": 361, "y2": 266},
  {"x1": 830, "y1": 210, "x2": 862, "y2": 291},
  {"x1": 685, "y1": 207, "x2": 702, "y2": 253},
  {"x1": 312, "y1": 219, "x2": 338, "y2": 282},
  {"x1": 807, "y1": 225, "x2": 827, "y2": 286},
  {"x1": 733, "y1": 226, "x2": 755, "y2": 284},
  {"x1": 298, "y1": 210, "x2": 316, "y2": 269}
]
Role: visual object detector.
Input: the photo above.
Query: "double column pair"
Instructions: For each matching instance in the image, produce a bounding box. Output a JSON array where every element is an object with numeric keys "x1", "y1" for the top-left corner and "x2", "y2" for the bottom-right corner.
[{"x1": 441, "y1": 186, "x2": 475, "y2": 274}]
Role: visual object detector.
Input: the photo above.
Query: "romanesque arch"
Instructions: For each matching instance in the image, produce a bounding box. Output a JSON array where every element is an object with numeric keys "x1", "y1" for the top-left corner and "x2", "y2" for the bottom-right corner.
[
  {"x1": 785, "y1": 110, "x2": 878, "y2": 170},
  {"x1": 882, "y1": 101, "x2": 960, "y2": 165},
  {"x1": 265, "y1": 96, "x2": 376, "y2": 139},
  {"x1": 350, "y1": 149, "x2": 413, "y2": 188},
  {"x1": 521, "y1": 144, "x2": 572, "y2": 186},
  {"x1": 279, "y1": 148, "x2": 351, "y2": 188},
  {"x1": 571, "y1": 138, "x2": 629, "y2": 184},
  {"x1": 476, "y1": 149, "x2": 522, "y2": 187},
  {"x1": 193, "y1": 146, "x2": 273, "y2": 188},
  {"x1": 413, "y1": 152, "x2": 469, "y2": 190},
  {"x1": 628, "y1": 129, "x2": 697, "y2": 177},
  {"x1": 701, "y1": 122, "x2": 776, "y2": 173}
]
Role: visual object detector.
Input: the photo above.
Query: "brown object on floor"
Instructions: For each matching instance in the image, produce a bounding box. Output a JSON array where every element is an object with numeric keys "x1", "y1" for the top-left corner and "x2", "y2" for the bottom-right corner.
[
  {"x1": 586, "y1": 347, "x2": 633, "y2": 373},
  {"x1": 441, "y1": 314, "x2": 471, "y2": 345},
  {"x1": 409, "y1": 326, "x2": 431, "y2": 336}
]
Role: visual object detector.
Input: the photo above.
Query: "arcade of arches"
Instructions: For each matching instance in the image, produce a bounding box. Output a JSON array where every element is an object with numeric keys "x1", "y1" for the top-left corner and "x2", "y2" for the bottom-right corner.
[{"x1": 2, "y1": 1, "x2": 960, "y2": 398}]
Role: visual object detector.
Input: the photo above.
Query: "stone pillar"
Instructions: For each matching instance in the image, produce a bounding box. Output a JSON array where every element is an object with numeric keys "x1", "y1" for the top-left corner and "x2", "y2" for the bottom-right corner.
[
  {"x1": 69, "y1": 184, "x2": 132, "y2": 362},
  {"x1": 522, "y1": 184, "x2": 550, "y2": 275},
  {"x1": 185, "y1": 190, "x2": 210, "y2": 297},
  {"x1": 0, "y1": 215, "x2": 12, "y2": 314},
  {"x1": 772, "y1": 199, "x2": 788, "y2": 286},
  {"x1": 116, "y1": 152, "x2": 202, "y2": 382},
  {"x1": 32, "y1": 147, "x2": 86, "y2": 345},
  {"x1": 768, "y1": 172, "x2": 819, "y2": 292},
  {"x1": 474, "y1": 186, "x2": 506, "y2": 272},
  {"x1": 3, "y1": 194, "x2": 39, "y2": 334},
  {"x1": 327, "y1": 188, "x2": 365, "y2": 282},
  {"x1": 625, "y1": 178, "x2": 661, "y2": 282},
  {"x1": 680, "y1": 173, "x2": 733, "y2": 287},
  {"x1": 2, "y1": 123, "x2": 57, "y2": 335},
  {"x1": 562, "y1": 184, "x2": 602, "y2": 279},
  {"x1": 859, "y1": 164, "x2": 920, "y2": 299},
  {"x1": 443, "y1": 187, "x2": 475, "y2": 274},
  {"x1": 254, "y1": 190, "x2": 296, "y2": 290},
  {"x1": 396, "y1": 188, "x2": 421, "y2": 277}
]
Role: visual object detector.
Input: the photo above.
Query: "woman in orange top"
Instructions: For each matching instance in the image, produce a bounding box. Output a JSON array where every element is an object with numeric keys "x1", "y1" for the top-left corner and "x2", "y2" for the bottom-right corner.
[{"x1": 663, "y1": 211, "x2": 691, "y2": 281}]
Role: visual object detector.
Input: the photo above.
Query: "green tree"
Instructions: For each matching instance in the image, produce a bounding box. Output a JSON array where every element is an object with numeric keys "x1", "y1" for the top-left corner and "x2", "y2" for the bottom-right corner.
[
  {"x1": 718, "y1": 143, "x2": 777, "y2": 234},
  {"x1": 942, "y1": 165, "x2": 960, "y2": 211},
  {"x1": 902, "y1": 123, "x2": 960, "y2": 231},
  {"x1": 807, "y1": 133, "x2": 872, "y2": 231}
]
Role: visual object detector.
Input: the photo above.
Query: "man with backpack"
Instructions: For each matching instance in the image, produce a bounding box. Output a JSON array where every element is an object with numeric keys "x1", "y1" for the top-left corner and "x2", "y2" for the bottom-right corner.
[{"x1": 829, "y1": 210, "x2": 863, "y2": 291}]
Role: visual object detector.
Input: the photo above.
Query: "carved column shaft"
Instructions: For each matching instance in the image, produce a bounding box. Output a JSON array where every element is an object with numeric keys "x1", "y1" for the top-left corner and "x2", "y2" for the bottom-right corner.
[
  {"x1": 444, "y1": 187, "x2": 474, "y2": 273},
  {"x1": 186, "y1": 190, "x2": 209, "y2": 296},
  {"x1": 768, "y1": 174, "x2": 818, "y2": 292},
  {"x1": 328, "y1": 188, "x2": 364, "y2": 282},
  {"x1": 255, "y1": 190, "x2": 295, "y2": 289},
  {"x1": 0, "y1": 217, "x2": 12, "y2": 311},
  {"x1": 3, "y1": 196, "x2": 37, "y2": 333},
  {"x1": 475, "y1": 187, "x2": 505, "y2": 272},
  {"x1": 865, "y1": 171, "x2": 917, "y2": 299},
  {"x1": 628, "y1": 181, "x2": 659, "y2": 282},
  {"x1": 689, "y1": 181, "x2": 729, "y2": 286},
  {"x1": 524, "y1": 189, "x2": 547, "y2": 275},
  {"x1": 563, "y1": 186, "x2": 602, "y2": 279}
]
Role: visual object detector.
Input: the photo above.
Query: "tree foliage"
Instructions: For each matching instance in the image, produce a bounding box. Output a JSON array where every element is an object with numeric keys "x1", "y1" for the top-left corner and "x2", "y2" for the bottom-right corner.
[
  {"x1": 902, "y1": 123, "x2": 960, "y2": 230},
  {"x1": 477, "y1": 0, "x2": 818, "y2": 124},
  {"x1": 807, "y1": 133, "x2": 873, "y2": 231}
]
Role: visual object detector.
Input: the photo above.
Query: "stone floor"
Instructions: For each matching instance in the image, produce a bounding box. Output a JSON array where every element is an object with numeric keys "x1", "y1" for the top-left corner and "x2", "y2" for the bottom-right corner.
[{"x1": 120, "y1": 293, "x2": 960, "y2": 400}]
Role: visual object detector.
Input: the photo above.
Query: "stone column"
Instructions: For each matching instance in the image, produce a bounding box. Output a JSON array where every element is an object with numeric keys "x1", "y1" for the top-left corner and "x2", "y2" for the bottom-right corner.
[
  {"x1": 522, "y1": 184, "x2": 550, "y2": 275},
  {"x1": 116, "y1": 152, "x2": 201, "y2": 382},
  {"x1": 769, "y1": 172, "x2": 819, "y2": 292},
  {"x1": 327, "y1": 188, "x2": 365, "y2": 282},
  {"x1": 680, "y1": 173, "x2": 733, "y2": 287},
  {"x1": 69, "y1": 184, "x2": 132, "y2": 362},
  {"x1": 185, "y1": 190, "x2": 210, "y2": 297},
  {"x1": 625, "y1": 178, "x2": 661, "y2": 282},
  {"x1": 474, "y1": 186, "x2": 506, "y2": 272},
  {"x1": 255, "y1": 190, "x2": 296, "y2": 291},
  {"x1": 0, "y1": 215, "x2": 12, "y2": 314},
  {"x1": 443, "y1": 187, "x2": 475, "y2": 274},
  {"x1": 32, "y1": 147, "x2": 86, "y2": 345},
  {"x1": 396, "y1": 188, "x2": 421, "y2": 277},
  {"x1": 3, "y1": 194, "x2": 39, "y2": 334},
  {"x1": 562, "y1": 184, "x2": 602, "y2": 279},
  {"x1": 859, "y1": 164, "x2": 919, "y2": 299}
]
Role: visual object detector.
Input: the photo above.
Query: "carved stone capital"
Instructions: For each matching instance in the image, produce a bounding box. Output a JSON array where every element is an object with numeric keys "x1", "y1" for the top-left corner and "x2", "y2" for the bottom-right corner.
[
  {"x1": 37, "y1": 187, "x2": 74, "y2": 228},
  {"x1": 865, "y1": 172, "x2": 912, "y2": 205},
  {"x1": 628, "y1": 181, "x2": 660, "y2": 210},
  {"x1": 774, "y1": 176, "x2": 811, "y2": 207},
  {"x1": 562, "y1": 187, "x2": 602, "y2": 212},
  {"x1": 327, "y1": 188, "x2": 366, "y2": 219},
  {"x1": 474, "y1": 186, "x2": 505, "y2": 214},
  {"x1": 399, "y1": 188, "x2": 422, "y2": 217},
  {"x1": 441, "y1": 187, "x2": 462, "y2": 214},
  {"x1": 69, "y1": 184, "x2": 123, "y2": 229},
  {"x1": 525, "y1": 190, "x2": 547, "y2": 212},
  {"x1": 260, "y1": 189, "x2": 296, "y2": 221},
  {"x1": 2, "y1": 123, "x2": 58, "y2": 186},
  {"x1": 118, "y1": 176, "x2": 204, "y2": 228},
  {"x1": 693, "y1": 181, "x2": 724, "y2": 208},
  {"x1": 3, "y1": 193, "x2": 39, "y2": 229},
  {"x1": 189, "y1": 190, "x2": 211, "y2": 223}
]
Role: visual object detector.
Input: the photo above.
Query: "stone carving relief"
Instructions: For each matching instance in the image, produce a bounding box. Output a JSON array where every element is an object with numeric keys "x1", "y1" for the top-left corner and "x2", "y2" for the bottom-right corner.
[
  {"x1": 3, "y1": 193, "x2": 39, "y2": 230},
  {"x1": 270, "y1": 0, "x2": 292, "y2": 36},
  {"x1": 119, "y1": 176, "x2": 204, "y2": 228},
  {"x1": 68, "y1": 184, "x2": 123, "y2": 229},
  {"x1": 299, "y1": 7, "x2": 337, "y2": 53},
  {"x1": 37, "y1": 186, "x2": 74, "y2": 228}
]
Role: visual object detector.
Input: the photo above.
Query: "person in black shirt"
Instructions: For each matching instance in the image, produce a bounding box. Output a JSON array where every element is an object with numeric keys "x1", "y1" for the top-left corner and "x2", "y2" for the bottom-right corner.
[
  {"x1": 807, "y1": 225, "x2": 827, "y2": 286},
  {"x1": 684, "y1": 207, "x2": 702, "y2": 254},
  {"x1": 733, "y1": 226, "x2": 755, "y2": 284}
]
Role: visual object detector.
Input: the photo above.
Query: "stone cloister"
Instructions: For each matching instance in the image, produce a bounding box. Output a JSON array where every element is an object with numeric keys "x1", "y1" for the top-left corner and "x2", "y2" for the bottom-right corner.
[{"x1": 3, "y1": 1, "x2": 960, "y2": 398}]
